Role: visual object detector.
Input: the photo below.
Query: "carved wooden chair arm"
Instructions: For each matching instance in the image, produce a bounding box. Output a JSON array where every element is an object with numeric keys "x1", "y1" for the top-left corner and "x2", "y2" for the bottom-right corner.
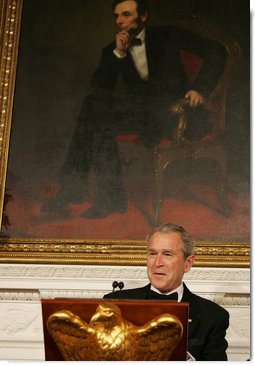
[
  {"x1": 169, "y1": 98, "x2": 189, "y2": 143},
  {"x1": 168, "y1": 98, "x2": 212, "y2": 144},
  {"x1": 169, "y1": 98, "x2": 190, "y2": 115}
]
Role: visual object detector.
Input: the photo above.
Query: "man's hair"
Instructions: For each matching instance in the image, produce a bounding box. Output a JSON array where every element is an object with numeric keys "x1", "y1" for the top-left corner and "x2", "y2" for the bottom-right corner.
[
  {"x1": 112, "y1": 0, "x2": 149, "y2": 17},
  {"x1": 146, "y1": 223, "x2": 195, "y2": 259}
]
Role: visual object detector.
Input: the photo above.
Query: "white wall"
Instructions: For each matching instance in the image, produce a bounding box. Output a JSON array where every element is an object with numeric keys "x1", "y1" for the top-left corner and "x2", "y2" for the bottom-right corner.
[{"x1": 0, "y1": 264, "x2": 250, "y2": 361}]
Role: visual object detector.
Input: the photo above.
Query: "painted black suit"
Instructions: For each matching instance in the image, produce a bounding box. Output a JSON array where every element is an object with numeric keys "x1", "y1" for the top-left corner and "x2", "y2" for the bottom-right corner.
[
  {"x1": 104, "y1": 283, "x2": 229, "y2": 361},
  {"x1": 55, "y1": 26, "x2": 227, "y2": 213}
]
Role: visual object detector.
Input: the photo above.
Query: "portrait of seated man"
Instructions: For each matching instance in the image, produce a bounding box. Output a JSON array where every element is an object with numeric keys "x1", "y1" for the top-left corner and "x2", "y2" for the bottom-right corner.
[{"x1": 41, "y1": 0, "x2": 227, "y2": 219}]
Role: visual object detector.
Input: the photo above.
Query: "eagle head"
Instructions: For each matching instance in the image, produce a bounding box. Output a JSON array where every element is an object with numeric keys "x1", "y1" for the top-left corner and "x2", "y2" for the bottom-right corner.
[{"x1": 90, "y1": 302, "x2": 122, "y2": 326}]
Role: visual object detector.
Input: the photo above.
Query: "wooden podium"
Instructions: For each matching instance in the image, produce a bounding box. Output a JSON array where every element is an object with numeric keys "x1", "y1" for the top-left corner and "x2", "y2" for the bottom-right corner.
[{"x1": 41, "y1": 298, "x2": 189, "y2": 361}]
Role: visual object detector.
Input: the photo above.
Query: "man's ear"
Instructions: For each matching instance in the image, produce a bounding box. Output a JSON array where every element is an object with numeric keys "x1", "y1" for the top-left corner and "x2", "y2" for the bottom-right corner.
[
  {"x1": 184, "y1": 255, "x2": 195, "y2": 273},
  {"x1": 141, "y1": 11, "x2": 149, "y2": 23}
]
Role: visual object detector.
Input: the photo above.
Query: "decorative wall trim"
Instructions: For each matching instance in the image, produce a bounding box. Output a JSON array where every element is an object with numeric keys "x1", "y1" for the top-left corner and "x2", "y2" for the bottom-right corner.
[
  {"x1": 0, "y1": 290, "x2": 40, "y2": 301},
  {"x1": 0, "y1": 263, "x2": 250, "y2": 282}
]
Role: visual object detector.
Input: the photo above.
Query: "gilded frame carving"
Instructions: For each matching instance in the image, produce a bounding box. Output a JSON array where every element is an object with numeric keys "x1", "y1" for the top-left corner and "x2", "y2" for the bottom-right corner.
[{"x1": 0, "y1": 0, "x2": 250, "y2": 267}]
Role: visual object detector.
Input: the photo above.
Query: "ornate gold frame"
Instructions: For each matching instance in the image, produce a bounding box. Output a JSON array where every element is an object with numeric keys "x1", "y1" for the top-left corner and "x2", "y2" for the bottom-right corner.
[{"x1": 0, "y1": 0, "x2": 250, "y2": 267}]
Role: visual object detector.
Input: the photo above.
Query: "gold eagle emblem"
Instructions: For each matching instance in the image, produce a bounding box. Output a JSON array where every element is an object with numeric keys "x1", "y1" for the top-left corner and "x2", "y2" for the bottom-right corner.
[{"x1": 47, "y1": 301, "x2": 183, "y2": 361}]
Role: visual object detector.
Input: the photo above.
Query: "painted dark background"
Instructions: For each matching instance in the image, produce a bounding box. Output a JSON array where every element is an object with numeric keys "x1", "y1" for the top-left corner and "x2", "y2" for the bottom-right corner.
[{"x1": 3, "y1": 0, "x2": 250, "y2": 240}]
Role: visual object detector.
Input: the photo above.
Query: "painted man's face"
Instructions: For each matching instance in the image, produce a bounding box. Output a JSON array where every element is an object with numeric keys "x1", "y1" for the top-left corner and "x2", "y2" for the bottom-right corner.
[{"x1": 113, "y1": 0, "x2": 148, "y2": 35}]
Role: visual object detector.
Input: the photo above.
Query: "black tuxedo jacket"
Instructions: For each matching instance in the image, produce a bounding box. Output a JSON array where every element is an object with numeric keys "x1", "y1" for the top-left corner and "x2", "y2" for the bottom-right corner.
[
  {"x1": 91, "y1": 25, "x2": 227, "y2": 100},
  {"x1": 104, "y1": 282, "x2": 229, "y2": 361}
]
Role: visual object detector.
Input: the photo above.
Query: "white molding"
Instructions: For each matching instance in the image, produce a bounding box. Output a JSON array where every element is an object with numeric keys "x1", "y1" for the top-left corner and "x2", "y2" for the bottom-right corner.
[{"x1": 0, "y1": 263, "x2": 250, "y2": 289}]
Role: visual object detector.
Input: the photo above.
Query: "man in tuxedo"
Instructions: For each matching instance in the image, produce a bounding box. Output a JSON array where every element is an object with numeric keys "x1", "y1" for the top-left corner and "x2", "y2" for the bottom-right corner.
[
  {"x1": 41, "y1": 0, "x2": 227, "y2": 218},
  {"x1": 104, "y1": 223, "x2": 229, "y2": 361}
]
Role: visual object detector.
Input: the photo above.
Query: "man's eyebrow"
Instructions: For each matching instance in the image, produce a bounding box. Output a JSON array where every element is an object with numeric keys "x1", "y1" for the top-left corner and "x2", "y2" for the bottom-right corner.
[{"x1": 113, "y1": 10, "x2": 132, "y2": 16}]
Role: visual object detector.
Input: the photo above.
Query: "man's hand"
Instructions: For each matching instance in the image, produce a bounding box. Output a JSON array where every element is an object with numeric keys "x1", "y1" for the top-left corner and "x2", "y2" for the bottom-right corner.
[
  {"x1": 115, "y1": 30, "x2": 131, "y2": 56},
  {"x1": 185, "y1": 90, "x2": 205, "y2": 108}
]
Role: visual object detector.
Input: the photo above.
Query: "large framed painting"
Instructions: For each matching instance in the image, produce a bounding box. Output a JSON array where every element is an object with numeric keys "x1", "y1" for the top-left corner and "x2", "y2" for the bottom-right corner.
[{"x1": 0, "y1": 0, "x2": 250, "y2": 266}]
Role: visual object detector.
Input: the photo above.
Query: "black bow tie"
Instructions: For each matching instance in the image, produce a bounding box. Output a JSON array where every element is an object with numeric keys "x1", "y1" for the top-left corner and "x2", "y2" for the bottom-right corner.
[
  {"x1": 130, "y1": 37, "x2": 142, "y2": 47},
  {"x1": 148, "y1": 290, "x2": 178, "y2": 301}
]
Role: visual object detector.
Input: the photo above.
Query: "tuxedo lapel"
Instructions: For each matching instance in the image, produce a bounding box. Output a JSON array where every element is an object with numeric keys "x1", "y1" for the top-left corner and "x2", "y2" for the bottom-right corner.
[
  {"x1": 120, "y1": 51, "x2": 142, "y2": 82},
  {"x1": 142, "y1": 283, "x2": 152, "y2": 298},
  {"x1": 145, "y1": 27, "x2": 167, "y2": 76},
  {"x1": 145, "y1": 26, "x2": 183, "y2": 98},
  {"x1": 181, "y1": 283, "x2": 201, "y2": 339}
]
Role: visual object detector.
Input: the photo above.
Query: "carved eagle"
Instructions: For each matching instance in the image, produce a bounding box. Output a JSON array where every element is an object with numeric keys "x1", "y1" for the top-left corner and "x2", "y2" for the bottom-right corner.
[{"x1": 47, "y1": 301, "x2": 183, "y2": 361}]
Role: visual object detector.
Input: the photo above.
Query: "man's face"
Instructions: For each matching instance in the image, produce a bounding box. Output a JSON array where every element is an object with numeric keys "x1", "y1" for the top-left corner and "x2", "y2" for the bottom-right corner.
[
  {"x1": 147, "y1": 231, "x2": 194, "y2": 293},
  {"x1": 113, "y1": 0, "x2": 148, "y2": 34}
]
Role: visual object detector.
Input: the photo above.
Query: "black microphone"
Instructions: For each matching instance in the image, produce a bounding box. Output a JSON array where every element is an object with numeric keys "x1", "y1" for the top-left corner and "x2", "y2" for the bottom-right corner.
[
  {"x1": 112, "y1": 281, "x2": 125, "y2": 292},
  {"x1": 112, "y1": 281, "x2": 119, "y2": 292},
  {"x1": 118, "y1": 281, "x2": 124, "y2": 290}
]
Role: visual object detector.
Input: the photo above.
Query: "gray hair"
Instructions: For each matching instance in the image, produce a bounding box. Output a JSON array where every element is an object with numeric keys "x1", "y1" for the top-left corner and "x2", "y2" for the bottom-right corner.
[{"x1": 146, "y1": 223, "x2": 195, "y2": 258}]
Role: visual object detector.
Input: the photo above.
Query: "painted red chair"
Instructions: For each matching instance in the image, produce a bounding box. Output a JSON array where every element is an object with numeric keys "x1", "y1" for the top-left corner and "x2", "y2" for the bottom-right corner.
[{"x1": 117, "y1": 15, "x2": 241, "y2": 225}]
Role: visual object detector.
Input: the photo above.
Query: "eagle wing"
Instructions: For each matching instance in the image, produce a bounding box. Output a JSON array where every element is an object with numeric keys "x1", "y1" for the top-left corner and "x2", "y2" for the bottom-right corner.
[
  {"x1": 133, "y1": 313, "x2": 183, "y2": 361},
  {"x1": 47, "y1": 310, "x2": 98, "y2": 361}
]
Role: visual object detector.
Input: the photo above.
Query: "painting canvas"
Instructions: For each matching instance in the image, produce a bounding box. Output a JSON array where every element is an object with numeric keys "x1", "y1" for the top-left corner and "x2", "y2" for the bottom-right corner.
[{"x1": 0, "y1": 0, "x2": 250, "y2": 266}]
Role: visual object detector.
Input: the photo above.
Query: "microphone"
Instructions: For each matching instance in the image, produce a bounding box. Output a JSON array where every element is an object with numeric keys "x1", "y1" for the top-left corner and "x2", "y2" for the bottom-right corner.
[
  {"x1": 118, "y1": 282, "x2": 124, "y2": 290},
  {"x1": 112, "y1": 281, "x2": 119, "y2": 292},
  {"x1": 112, "y1": 281, "x2": 125, "y2": 292}
]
